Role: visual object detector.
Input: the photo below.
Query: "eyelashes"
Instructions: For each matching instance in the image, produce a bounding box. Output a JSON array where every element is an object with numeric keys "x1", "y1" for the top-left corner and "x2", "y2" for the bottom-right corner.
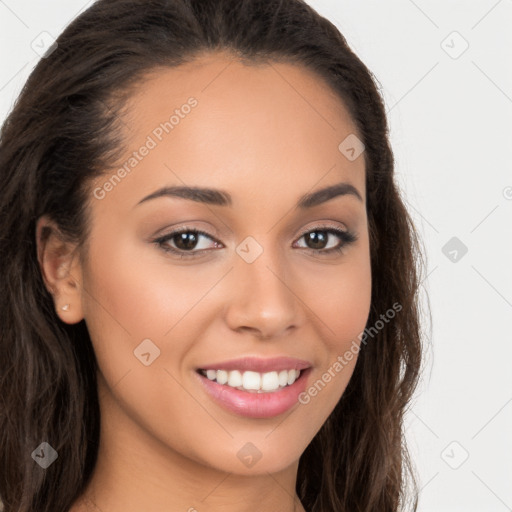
[
  {"x1": 293, "y1": 226, "x2": 357, "y2": 255},
  {"x1": 154, "y1": 228, "x2": 221, "y2": 258},
  {"x1": 153, "y1": 225, "x2": 358, "y2": 260}
]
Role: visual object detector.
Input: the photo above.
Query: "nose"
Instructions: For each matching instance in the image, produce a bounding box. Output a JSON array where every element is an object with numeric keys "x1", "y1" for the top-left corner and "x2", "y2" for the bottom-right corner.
[{"x1": 224, "y1": 246, "x2": 301, "y2": 340}]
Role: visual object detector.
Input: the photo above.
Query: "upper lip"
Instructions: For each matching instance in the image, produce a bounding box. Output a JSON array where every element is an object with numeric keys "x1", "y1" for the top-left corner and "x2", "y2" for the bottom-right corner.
[{"x1": 197, "y1": 356, "x2": 312, "y2": 373}]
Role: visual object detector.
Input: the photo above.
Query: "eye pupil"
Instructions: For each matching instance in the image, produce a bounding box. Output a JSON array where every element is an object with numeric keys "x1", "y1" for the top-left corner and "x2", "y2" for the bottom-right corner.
[
  {"x1": 306, "y1": 231, "x2": 327, "y2": 249},
  {"x1": 175, "y1": 232, "x2": 198, "y2": 250}
]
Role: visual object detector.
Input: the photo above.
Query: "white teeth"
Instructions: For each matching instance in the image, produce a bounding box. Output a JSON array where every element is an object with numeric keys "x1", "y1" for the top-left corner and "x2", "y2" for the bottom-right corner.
[
  {"x1": 278, "y1": 369, "x2": 288, "y2": 387},
  {"x1": 228, "y1": 370, "x2": 243, "y2": 387},
  {"x1": 216, "y1": 370, "x2": 228, "y2": 385},
  {"x1": 261, "y1": 371, "x2": 279, "y2": 391},
  {"x1": 201, "y1": 368, "x2": 302, "y2": 392},
  {"x1": 242, "y1": 371, "x2": 261, "y2": 390}
]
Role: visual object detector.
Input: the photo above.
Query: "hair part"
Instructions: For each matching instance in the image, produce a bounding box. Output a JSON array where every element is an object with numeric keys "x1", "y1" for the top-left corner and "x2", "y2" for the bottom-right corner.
[{"x1": 0, "y1": 1, "x2": 424, "y2": 510}]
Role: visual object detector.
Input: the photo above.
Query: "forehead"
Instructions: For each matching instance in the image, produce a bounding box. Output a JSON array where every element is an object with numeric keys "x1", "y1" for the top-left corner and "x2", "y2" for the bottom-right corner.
[
  {"x1": 126, "y1": 51, "x2": 355, "y2": 125},
  {"x1": 91, "y1": 52, "x2": 365, "y2": 211}
]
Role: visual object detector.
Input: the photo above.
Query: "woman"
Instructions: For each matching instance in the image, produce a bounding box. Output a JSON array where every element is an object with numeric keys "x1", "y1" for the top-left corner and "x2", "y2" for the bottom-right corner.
[{"x1": 0, "y1": 0, "x2": 424, "y2": 511}]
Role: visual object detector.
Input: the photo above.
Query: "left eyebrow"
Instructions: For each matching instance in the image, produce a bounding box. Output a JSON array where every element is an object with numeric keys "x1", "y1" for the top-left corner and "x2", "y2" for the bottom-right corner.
[
  {"x1": 296, "y1": 182, "x2": 363, "y2": 208},
  {"x1": 135, "y1": 181, "x2": 363, "y2": 209}
]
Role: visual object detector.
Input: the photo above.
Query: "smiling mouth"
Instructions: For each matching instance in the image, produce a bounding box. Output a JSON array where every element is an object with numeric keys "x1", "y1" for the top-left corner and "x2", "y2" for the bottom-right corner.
[{"x1": 196, "y1": 368, "x2": 302, "y2": 393}]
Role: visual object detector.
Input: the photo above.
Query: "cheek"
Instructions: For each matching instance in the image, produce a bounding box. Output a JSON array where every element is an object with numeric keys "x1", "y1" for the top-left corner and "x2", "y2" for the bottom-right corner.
[
  {"x1": 298, "y1": 245, "x2": 371, "y2": 416},
  {"x1": 313, "y1": 249, "x2": 372, "y2": 354},
  {"x1": 81, "y1": 230, "x2": 213, "y2": 338}
]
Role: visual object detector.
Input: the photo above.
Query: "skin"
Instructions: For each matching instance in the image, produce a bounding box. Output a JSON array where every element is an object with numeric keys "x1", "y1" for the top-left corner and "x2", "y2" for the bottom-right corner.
[{"x1": 36, "y1": 52, "x2": 371, "y2": 512}]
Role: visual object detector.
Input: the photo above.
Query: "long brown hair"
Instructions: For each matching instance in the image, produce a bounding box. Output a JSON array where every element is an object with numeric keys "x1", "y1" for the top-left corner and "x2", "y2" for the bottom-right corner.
[{"x1": 0, "y1": 1, "x2": 424, "y2": 510}]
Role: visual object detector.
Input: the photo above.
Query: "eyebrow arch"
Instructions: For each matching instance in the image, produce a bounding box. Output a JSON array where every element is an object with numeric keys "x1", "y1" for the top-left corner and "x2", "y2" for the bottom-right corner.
[{"x1": 135, "y1": 181, "x2": 363, "y2": 208}]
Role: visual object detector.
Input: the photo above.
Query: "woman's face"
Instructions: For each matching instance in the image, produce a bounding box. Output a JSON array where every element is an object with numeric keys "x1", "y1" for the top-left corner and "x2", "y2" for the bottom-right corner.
[{"x1": 70, "y1": 52, "x2": 371, "y2": 476}]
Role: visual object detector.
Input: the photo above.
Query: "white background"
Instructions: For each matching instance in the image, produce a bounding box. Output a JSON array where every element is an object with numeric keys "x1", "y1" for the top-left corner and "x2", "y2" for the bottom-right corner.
[{"x1": 1, "y1": 1, "x2": 511, "y2": 511}]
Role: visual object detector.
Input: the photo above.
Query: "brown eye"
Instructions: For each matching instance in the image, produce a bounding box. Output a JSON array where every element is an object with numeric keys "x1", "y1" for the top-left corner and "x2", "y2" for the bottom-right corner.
[
  {"x1": 154, "y1": 229, "x2": 221, "y2": 258},
  {"x1": 303, "y1": 230, "x2": 329, "y2": 250},
  {"x1": 173, "y1": 232, "x2": 200, "y2": 251},
  {"x1": 295, "y1": 227, "x2": 357, "y2": 255}
]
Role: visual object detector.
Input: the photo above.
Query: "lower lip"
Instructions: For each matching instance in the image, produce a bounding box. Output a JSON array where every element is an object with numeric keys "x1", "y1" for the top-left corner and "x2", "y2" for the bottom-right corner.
[{"x1": 196, "y1": 368, "x2": 311, "y2": 419}]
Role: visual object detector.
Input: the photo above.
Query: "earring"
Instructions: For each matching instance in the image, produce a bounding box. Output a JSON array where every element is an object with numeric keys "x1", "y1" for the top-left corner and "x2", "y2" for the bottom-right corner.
[{"x1": 61, "y1": 304, "x2": 70, "y2": 311}]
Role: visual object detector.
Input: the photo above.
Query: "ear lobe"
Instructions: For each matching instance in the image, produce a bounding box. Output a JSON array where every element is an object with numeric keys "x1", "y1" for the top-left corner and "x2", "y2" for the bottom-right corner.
[{"x1": 35, "y1": 215, "x2": 84, "y2": 324}]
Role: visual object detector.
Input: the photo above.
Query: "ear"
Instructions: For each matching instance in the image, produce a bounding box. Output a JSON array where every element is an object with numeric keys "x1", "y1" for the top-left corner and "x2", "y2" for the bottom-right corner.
[{"x1": 35, "y1": 215, "x2": 84, "y2": 324}]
